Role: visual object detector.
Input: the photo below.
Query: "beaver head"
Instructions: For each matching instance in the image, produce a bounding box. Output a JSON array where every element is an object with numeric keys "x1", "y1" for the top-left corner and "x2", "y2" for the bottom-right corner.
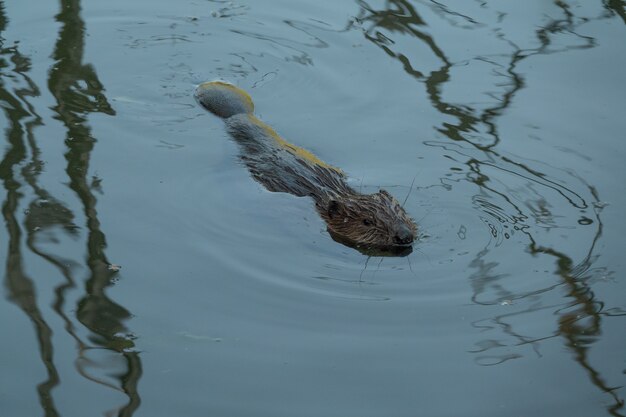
[{"x1": 317, "y1": 189, "x2": 417, "y2": 252}]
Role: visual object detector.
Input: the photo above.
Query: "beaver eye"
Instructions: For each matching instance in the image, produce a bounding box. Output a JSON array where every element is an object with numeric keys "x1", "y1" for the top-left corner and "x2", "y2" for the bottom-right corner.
[{"x1": 363, "y1": 219, "x2": 373, "y2": 226}]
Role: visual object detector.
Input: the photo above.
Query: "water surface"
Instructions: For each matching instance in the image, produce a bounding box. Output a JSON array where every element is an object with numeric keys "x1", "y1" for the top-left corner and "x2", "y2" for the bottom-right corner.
[{"x1": 1, "y1": 0, "x2": 625, "y2": 416}]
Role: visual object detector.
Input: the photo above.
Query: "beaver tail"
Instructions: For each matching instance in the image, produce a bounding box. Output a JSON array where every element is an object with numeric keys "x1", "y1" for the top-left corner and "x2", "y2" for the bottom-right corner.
[{"x1": 195, "y1": 81, "x2": 255, "y2": 119}]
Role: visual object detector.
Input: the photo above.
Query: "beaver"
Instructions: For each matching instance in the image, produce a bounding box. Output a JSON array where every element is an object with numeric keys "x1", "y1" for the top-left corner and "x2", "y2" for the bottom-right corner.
[{"x1": 195, "y1": 81, "x2": 417, "y2": 255}]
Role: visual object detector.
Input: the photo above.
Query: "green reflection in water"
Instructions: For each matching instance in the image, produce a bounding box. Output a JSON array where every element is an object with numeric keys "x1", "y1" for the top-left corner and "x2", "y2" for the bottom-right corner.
[
  {"x1": 48, "y1": 0, "x2": 141, "y2": 415},
  {"x1": 604, "y1": 0, "x2": 626, "y2": 24},
  {"x1": 354, "y1": 1, "x2": 623, "y2": 415},
  {"x1": 0, "y1": 0, "x2": 142, "y2": 415},
  {"x1": 0, "y1": 13, "x2": 61, "y2": 417}
]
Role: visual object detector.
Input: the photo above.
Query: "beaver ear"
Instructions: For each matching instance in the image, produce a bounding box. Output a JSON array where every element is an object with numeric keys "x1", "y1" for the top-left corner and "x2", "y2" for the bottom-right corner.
[{"x1": 327, "y1": 200, "x2": 342, "y2": 219}]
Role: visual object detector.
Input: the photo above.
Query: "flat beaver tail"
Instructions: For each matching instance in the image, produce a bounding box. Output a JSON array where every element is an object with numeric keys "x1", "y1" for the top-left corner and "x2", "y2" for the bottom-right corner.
[{"x1": 195, "y1": 81, "x2": 255, "y2": 118}]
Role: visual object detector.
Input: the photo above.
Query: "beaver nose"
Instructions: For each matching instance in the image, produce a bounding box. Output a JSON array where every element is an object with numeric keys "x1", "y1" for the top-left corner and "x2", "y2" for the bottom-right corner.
[{"x1": 393, "y1": 225, "x2": 414, "y2": 245}]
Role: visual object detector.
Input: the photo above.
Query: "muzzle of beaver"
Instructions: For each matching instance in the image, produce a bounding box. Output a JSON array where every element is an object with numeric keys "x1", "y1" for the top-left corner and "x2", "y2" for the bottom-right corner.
[{"x1": 393, "y1": 224, "x2": 415, "y2": 245}]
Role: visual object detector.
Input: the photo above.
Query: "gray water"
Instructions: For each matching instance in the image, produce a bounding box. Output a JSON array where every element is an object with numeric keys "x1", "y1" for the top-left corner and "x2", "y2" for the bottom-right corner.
[{"x1": 1, "y1": 1, "x2": 625, "y2": 416}]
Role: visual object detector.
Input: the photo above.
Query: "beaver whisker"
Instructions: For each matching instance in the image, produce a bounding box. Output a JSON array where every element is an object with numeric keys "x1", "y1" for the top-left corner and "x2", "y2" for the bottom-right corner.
[{"x1": 402, "y1": 175, "x2": 417, "y2": 208}]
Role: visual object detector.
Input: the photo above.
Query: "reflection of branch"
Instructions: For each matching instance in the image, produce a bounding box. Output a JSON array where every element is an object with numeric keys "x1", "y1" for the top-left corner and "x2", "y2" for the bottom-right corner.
[
  {"x1": 231, "y1": 29, "x2": 316, "y2": 66},
  {"x1": 356, "y1": 0, "x2": 450, "y2": 77},
  {"x1": 46, "y1": 0, "x2": 142, "y2": 414},
  {"x1": 74, "y1": 347, "x2": 126, "y2": 393},
  {"x1": 354, "y1": 0, "x2": 623, "y2": 414},
  {"x1": 604, "y1": 0, "x2": 626, "y2": 24},
  {"x1": 526, "y1": 178, "x2": 624, "y2": 416},
  {"x1": 119, "y1": 353, "x2": 143, "y2": 417},
  {"x1": 1, "y1": 3, "x2": 138, "y2": 415},
  {"x1": 463, "y1": 144, "x2": 621, "y2": 415},
  {"x1": 426, "y1": 0, "x2": 481, "y2": 26},
  {"x1": 0, "y1": 16, "x2": 61, "y2": 416}
]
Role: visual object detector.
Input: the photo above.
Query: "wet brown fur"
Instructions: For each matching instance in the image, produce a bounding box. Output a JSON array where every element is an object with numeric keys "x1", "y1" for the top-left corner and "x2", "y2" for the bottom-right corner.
[
  {"x1": 316, "y1": 190, "x2": 416, "y2": 250},
  {"x1": 195, "y1": 81, "x2": 417, "y2": 253}
]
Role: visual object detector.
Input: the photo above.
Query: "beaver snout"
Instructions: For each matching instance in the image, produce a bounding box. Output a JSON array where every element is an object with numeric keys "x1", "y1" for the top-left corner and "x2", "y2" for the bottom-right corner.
[{"x1": 393, "y1": 225, "x2": 415, "y2": 246}]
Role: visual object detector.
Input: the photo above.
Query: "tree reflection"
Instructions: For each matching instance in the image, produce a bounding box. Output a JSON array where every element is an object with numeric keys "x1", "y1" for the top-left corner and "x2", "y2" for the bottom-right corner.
[
  {"x1": 604, "y1": 0, "x2": 626, "y2": 24},
  {"x1": 0, "y1": 7, "x2": 62, "y2": 414},
  {"x1": 354, "y1": 0, "x2": 623, "y2": 415},
  {"x1": 0, "y1": 1, "x2": 141, "y2": 415},
  {"x1": 48, "y1": 0, "x2": 141, "y2": 415}
]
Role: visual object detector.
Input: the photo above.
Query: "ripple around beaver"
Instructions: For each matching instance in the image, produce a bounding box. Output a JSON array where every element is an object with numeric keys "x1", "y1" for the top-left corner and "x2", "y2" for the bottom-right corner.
[{"x1": 195, "y1": 81, "x2": 417, "y2": 256}]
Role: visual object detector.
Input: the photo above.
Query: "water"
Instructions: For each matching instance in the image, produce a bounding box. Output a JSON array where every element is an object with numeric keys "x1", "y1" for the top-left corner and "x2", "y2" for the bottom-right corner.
[{"x1": 1, "y1": 1, "x2": 625, "y2": 416}]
